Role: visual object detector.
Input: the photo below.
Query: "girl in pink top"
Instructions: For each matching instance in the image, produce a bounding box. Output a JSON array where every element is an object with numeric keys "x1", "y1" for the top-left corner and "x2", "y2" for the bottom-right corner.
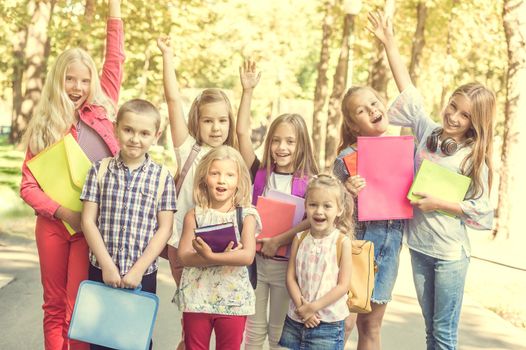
[{"x1": 19, "y1": 1, "x2": 124, "y2": 349}]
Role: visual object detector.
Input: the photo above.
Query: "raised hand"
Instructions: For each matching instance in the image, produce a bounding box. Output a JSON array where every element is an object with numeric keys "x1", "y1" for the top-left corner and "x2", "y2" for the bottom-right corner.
[
  {"x1": 157, "y1": 35, "x2": 173, "y2": 55},
  {"x1": 367, "y1": 10, "x2": 393, "y2": 46},
  {"x1": 239, "y1": 59, "x2": 261, "y2": 90}
]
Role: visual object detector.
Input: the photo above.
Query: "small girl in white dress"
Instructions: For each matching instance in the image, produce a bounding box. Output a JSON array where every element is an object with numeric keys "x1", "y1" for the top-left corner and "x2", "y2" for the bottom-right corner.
[
  {"x1": 279, "y1": 174, "x2": 354, "y2": 350},
  {"x1": 176, "y1": 145, "x2": 262, "y2": 349}
]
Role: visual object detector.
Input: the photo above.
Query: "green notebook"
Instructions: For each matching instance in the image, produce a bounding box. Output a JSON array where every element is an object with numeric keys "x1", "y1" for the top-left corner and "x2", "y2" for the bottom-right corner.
[{"x1": 407, "y1": 159, "x2": 471, "y2": 214}]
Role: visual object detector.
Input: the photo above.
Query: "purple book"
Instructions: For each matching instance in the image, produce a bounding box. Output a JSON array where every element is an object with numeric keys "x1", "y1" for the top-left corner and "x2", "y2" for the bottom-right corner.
[{"x1": 194, "y1": 222, "x2": 238, "y2": 253}]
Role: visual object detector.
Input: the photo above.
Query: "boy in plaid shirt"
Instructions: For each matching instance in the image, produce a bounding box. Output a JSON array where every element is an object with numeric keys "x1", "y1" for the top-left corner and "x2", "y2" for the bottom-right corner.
[{"x1": 81, "y1": 99, "x2": 176, "y2": 304}]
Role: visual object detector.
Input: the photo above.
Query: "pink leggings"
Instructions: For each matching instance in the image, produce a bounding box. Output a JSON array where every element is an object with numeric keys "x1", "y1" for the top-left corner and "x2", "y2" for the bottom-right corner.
[
  {"x1": 183, "y1": 312, "x2": 247, "y2": 350},
  {"x1": 35, "y1": 216, "x2": 89, "y2": 350}
]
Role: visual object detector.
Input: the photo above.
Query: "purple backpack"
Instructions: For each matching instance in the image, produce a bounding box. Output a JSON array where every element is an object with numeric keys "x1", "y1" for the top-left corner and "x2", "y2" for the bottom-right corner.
[{"x1": 252, "y1": 167, "x2": 309, "y2": 205}]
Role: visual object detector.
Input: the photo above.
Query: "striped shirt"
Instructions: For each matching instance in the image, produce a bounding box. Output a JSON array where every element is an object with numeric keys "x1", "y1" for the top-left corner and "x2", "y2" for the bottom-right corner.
[{"x1": 81, "y1": 153, "x2": 177, "y2": 275}]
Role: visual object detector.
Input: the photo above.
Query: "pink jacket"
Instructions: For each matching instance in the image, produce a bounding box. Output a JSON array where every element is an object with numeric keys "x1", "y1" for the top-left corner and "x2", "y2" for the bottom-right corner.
[{"x1": 20, "y1": 19, "x2": 125, "y2": 219}]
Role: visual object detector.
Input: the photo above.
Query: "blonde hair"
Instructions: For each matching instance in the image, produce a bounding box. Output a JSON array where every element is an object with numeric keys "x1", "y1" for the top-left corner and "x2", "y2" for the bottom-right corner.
[
  {"x1": 23, "y1": 48, "x2": 115, "y2": 154},
  {"x1": 448, "y1": 82, "x2": 495, "y2": 199},
  {"x1": 305, "y1": 174, "x2": 355, "y2": 237},
  {"x1": 187, "y1": 88, "x2": 237, "y2": 148},
  {"x1": 338, "y1": 86, "x2": 386, "y2": 153},
  {"x1": 117, "y1": 99, "x2": 161, "y2": 132},
  {"x1": 193, "y1": 145, "x2": 252, "y2": 209},
  {"x1": 261, "y1": 113, "x2": 318, "y2": 179}
]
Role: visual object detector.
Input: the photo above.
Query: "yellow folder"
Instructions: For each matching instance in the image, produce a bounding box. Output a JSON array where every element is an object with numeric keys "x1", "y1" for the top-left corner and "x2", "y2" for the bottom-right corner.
[
  {"x1": 407, "y1": 159, "x2": 471, "y2": 216},
  {"x1": 27, "y1": 134, "x2": 92, "y2": 235}
]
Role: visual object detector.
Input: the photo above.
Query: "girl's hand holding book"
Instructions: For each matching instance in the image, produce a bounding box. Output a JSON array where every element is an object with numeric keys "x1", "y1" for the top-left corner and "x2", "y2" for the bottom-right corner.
[
  {"x1": 224, "y1": 241, "x2": 243, "y2": 252},
  {"x1": 55, "y1": 207, "x2": 82, "y2": 232},
  {"x1": 344, "y1": 175, "x2": 366, "y2": 197},
  {"x1": 410, "y1": 191, "x2": 443, "y2": 212},
  {"x1": 192, "y1": 237, "x2": 213, "y2": 259}
]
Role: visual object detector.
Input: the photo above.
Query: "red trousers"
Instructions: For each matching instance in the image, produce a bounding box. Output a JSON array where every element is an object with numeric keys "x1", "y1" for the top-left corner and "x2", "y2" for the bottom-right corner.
[
  {"x1": 183, "y1": 312, "x2": 247, "y2": 350},
  {"x1": 35, "y1": 215, "x2": 89, "y2": 350}
]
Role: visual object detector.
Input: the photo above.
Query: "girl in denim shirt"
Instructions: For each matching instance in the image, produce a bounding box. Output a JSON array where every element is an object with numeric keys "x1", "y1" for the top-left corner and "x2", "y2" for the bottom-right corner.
[{"x1": 369, "y1": 11, "x2": 495, "y2": 350}]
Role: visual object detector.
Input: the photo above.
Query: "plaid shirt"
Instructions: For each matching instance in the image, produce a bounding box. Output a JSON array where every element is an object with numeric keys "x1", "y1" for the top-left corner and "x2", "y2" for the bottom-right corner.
[{"x1": 81, "y1": 154, "x2": 177, "y2": 275}]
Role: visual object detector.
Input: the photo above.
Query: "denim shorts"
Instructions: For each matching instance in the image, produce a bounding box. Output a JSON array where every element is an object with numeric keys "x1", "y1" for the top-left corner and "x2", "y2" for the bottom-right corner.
[
  {"x1": 278, "y1": 315, "x2": 344, "y2": 350},
  {"x1": 355, "y1": 219, "x2": 403, "y2": 304}
]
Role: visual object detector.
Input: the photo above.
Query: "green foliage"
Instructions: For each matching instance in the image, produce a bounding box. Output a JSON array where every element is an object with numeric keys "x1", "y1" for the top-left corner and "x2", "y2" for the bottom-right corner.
[{"x1": 0, "y1": 0, "x2": 509, "y2": 141}]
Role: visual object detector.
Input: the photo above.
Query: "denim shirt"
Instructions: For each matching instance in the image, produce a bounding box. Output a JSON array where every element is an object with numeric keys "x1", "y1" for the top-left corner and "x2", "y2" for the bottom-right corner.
[{"x1": 388, "y1": 85, "x2": 493, "y2": 260}]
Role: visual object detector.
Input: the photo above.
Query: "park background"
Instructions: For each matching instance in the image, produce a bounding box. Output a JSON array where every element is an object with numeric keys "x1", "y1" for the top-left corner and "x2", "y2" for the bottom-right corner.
[{"x1": 0, "y1": 0, "x2": 525, "y2": 339}]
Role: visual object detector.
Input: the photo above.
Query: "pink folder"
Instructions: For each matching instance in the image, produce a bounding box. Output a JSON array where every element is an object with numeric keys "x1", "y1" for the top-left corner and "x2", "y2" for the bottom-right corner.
[
  {"x1": 255, "y1": 196, "x2": 296, "y2": 258},
  {"x1": 357, "y1": 136, "x2": 414, "y2": 221}
]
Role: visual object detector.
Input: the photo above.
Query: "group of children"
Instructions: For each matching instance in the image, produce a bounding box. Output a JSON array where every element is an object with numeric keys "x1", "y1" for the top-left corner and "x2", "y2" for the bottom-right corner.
[{"x1": 20, "y1": 3, "x2": 495, "y2": 350}]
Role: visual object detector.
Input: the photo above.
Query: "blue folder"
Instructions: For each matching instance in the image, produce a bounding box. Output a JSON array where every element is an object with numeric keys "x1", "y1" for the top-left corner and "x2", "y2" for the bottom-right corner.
[{"x1": 69, "y1": 280, "x2": 159, "y2": 350}]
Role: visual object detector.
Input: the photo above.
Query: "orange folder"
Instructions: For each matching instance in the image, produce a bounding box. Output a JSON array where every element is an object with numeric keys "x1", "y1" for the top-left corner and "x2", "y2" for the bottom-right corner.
[
  {"x1": 343, "y1": 152, "x2": 357, "y2": 176},
  {"x1": 255, "y1": 196, "x2": 296, "y2": 258}
]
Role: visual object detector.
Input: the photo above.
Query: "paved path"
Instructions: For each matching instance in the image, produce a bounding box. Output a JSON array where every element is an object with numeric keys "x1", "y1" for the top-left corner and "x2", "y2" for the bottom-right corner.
[{"x1": 1, "y1": 232, "x2": 525, "y2": 350}]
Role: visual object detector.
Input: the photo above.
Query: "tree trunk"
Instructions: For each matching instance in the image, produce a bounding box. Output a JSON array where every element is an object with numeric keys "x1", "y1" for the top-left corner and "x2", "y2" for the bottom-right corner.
[
  {"x1": 409, "y1": 0, "x2": 427, "y2": 86},
  {"x1": 324, "y1": 13, "x2": 354, "y2": 171},
  {"x1": 495, "y1": 0, "x2": 526, "y2": 238},
  {"x1": 11, "y1": 26, "x2": 28, "y2": 145},
  {"x1": 84, "y1": 0, "x2": 96, "y2": 22},
  {"x1": 369, "y1": 0, "x2": 395, "y2": 101},
  {"x1": 400, "y1": 0, "x2": 428, "y2": 136},
  {"x1": 10, "y1": 0, "x2": 56, "y2": 144},
  {"x1": 440, "y1": 0, "x2": 459, "y2": 112},
  {"x1": 312, "y1": 0, "x2": 335, "y2": 167}
]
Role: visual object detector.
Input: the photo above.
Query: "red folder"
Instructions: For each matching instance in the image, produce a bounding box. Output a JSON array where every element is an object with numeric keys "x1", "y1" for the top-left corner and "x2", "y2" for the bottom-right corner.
[
  {"x1": 255, "y1": 196, "x2": 296, "y2": 258},
  {"x1": 343, "y1": 152, "x2": 357, "y2": 176}
]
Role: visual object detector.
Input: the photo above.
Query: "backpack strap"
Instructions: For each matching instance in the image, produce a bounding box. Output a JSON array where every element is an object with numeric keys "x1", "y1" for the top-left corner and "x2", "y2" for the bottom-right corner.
[
  {"x1": 96, "y1": 157, "x2": 112, "y2": 188},
  {"x1": 296, "y1": 230, "x2": 310, "y2": 247},
  {"x1": 175, "y1": 142, "x2": 201, "y2": 196},
  {"x1": 252, "y1": 167, "x2": 267, "y2": 205},
  {"x1": 236, "y1": 206, "x2": 243, "y2": 233},
  {"x1": 291, "y1": 174, "x2": 309, "y2": 198},
  {"x1": 156, "y1": 165, "x2": 170, "y2": 206}
]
